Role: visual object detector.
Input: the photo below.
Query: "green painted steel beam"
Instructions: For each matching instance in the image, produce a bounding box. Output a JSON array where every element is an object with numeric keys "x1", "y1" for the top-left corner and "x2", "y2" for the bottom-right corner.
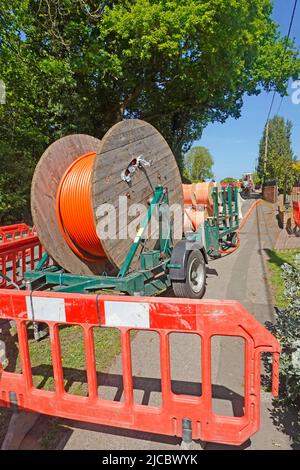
[
  {"x1": 34, "y1": 252, "x2": 50, "y2": 271},
  {"x1": 118, "y1": 186, "x2": 165, "y2": 278}
]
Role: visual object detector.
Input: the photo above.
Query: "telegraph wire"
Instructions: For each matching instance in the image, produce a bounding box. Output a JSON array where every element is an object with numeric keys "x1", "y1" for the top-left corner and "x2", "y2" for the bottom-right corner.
[
  {"x1": 276, "y1": 44, "x2": 300, "y2": 115},
  {"x1": 266, "y1": 0, "x2": 298, "y2": 121},
  {"x1": 262, "y1": 0, "x2": 298, "y2": 184}
]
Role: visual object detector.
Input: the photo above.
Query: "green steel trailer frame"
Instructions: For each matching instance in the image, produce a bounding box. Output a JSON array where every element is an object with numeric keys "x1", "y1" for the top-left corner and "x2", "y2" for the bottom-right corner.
[{"x1": 23, "y1": 185, "x2": 239, "y2": 298}]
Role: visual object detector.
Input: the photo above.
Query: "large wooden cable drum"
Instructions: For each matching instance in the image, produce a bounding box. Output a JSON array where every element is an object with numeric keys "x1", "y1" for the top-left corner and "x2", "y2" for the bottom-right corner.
[
  {"x1": 31, "y1": 134, "x2": 105, "y2": 275},
  {"x1": 92, "y1": 119, "x2": 183, "y2": 271},
  {"x1": 31, "y1": 120, "x2": 183, "y2": 275}
]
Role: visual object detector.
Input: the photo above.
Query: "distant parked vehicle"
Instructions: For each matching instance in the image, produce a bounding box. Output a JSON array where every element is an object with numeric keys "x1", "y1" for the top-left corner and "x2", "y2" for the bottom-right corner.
[{"x1": 241, "y1": 173, "x2": 254, "y2": 197}]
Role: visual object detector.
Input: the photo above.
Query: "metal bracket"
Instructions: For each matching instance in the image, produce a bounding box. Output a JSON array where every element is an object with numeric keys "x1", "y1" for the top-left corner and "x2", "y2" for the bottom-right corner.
[
  {"x1": 9, "y1": 391, "x2": 19, "y2": 414},
  {"x1": 121, "y1": 155, "x2": 152, "y2": 183}
]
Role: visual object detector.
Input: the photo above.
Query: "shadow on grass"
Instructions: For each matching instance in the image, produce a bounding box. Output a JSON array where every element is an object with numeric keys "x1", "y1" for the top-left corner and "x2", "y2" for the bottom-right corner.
[
  {"x1": 263, "y1": 248, "x2": 300, "y2": 307},
  {"x1": 264, "y1": 247, "x2": 300, "y2": 269},
  {"x1": 264, "y1": 248, "x2": 294, "y2": 269}
]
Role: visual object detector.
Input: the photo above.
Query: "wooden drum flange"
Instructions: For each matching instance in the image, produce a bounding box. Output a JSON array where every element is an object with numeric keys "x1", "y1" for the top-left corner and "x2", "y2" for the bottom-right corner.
[
  {"x1": 31, "y1": 120, "x2": 184, "y2": 275},
  {"x1": 31, "y1": 134, "x2": 106, "y2": 275},
  {"x1": 92, "y1": 120, "x2": 183, "y2": 271}
]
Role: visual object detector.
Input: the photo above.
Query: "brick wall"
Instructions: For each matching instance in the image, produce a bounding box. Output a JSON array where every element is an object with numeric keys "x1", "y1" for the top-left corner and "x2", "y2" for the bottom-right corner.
[
  {"x1": 292, "y1": 186, "x2": 300, "y2": 202},
  {"x1": 263, "y1": 185, "x2": 278, "y2": 203}
]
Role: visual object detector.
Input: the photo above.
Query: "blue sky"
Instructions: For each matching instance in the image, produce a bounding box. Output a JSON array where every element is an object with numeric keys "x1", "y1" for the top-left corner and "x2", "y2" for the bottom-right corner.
[{"x1": 194, "y1": 0, "x2": 300, "y2": 181}]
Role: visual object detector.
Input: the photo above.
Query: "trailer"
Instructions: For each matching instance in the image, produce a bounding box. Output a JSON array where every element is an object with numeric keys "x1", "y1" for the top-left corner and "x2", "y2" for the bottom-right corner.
[{"x1": 22, "y1": 183, "x2": 238, "y2": 297}]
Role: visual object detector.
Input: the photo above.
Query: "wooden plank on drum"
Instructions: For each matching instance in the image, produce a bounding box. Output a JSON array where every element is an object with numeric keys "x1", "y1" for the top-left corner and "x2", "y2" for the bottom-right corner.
[{"x1": 92, "y1": 119, "x2": 183, "y2": 271}]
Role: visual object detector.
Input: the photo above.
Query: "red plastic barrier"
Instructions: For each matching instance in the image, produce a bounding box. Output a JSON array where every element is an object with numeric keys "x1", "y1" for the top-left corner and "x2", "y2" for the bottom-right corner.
[
  {"x1": 293, "y1": 201, "x2": 300, "y2": 229},
  {"x1": 0, "y1": 236, "x2": 43, "y2": 288},
  {"x1": 0, "y1": 224, "x2": 33, "y2": 243},
  {"x1": 0, "y1": 290, "x2": 281, "y2": 446}
]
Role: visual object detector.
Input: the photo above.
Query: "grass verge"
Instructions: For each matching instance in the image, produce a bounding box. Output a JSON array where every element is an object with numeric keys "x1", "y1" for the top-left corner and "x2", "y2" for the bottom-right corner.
[{"x1": 267, "y1": 248, "x2": 300, "y2": 307}]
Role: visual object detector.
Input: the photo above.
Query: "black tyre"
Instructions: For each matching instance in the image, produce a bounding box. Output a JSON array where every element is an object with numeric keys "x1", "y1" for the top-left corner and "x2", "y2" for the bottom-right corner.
[{"x1": 172, "y1": 250, "x2": 206, "y2": 299}]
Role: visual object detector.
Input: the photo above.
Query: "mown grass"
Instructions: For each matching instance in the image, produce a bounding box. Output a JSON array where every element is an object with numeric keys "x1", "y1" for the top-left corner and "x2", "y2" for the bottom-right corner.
[
  {"x1": 267, "y1": 249, "x2": 300, "y2": 307},
  {"x1": 4, "y1": 323, "x2": 122, "y2": 394}
]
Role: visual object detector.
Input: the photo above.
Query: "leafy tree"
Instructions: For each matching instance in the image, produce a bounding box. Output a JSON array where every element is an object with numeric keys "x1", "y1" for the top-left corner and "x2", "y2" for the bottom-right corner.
[
  {"x1": 185, "y1": 146, "x2": 214, "y2": 182},
  {"x1": 221, "y1": 177, "x2": 237, "y2": 184},
  {"x1": 292, "y1": 161, "x2": 300, "y2": 185},
  {"x1": 0, "y1": 0, "x2": 300, "y2": 222},
  {"x1": 257, "y1": 116, "x2": 295, "y2": 191},
  {"x1": 251, "y1": 171, "x2": 261, "y2": 186}
]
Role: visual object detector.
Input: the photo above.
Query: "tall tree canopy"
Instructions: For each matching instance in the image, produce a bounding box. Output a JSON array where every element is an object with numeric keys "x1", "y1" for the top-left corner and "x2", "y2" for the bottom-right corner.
[
  {"x1": 221, "y1": 177, "x2": 238, "y2": 184},
  {"x1": 0, "y1": 0, "x2": 299, "y2": 221},
  {"x1": 257, "y1": 116, "x2": 295, "y2": 191},
  {"x1": 293, "y1": 161, "x2": 300, "y2": 180},
  {"x1": 185, "y1": 146, "x2": 214, "y2": 182}
]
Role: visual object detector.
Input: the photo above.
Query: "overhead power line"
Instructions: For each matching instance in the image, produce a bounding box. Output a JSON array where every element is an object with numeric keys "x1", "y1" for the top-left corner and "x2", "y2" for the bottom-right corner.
[
  {"x1": 266, "y1": 0, "x2": 298, "y2": 121},
  {"x1": 276, "y1": 44, "x2": 300, "y2": 114},
  {"x1": 262, "y1": 0, "x2": 298, "y2": 185}
]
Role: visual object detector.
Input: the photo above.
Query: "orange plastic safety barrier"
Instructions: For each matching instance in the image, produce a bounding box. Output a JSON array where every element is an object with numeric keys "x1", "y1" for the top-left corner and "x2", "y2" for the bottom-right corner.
[
  {"x1": 0, "y1": 223, "x2": 33, "y2": 243},
  {"x1": 0, "y1": 235, "x2": 44, "y2": 288},
  {"x1": 293, "y1": 201, "x2": 300, "y2": 229},
  {"x1": 0, "y1": 290, "x2": 280, "y2": 446}
]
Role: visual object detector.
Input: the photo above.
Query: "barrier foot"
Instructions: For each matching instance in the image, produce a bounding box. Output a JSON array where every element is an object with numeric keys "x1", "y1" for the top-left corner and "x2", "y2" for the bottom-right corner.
[
  {"x1": 180, "y1": 440, "x2": 192, "y2": 450},
  {"x1": 180, "y1": 440, "x2": 206, "y2": 450}
]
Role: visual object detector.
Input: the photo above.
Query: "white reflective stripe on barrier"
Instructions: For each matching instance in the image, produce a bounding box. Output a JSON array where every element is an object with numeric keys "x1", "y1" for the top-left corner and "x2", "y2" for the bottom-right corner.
[
  {"x1": 26, "y1": 296, "x2": 66, "y2": 322},
  {"x1": 104, "y1": 300, "x2": 150, "y2": 328}
]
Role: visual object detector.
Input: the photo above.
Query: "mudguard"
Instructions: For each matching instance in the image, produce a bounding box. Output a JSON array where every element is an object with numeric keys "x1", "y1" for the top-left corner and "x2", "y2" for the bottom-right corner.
[{"x1": 169, "y1": 240, "x2": 208, "y2": 281}]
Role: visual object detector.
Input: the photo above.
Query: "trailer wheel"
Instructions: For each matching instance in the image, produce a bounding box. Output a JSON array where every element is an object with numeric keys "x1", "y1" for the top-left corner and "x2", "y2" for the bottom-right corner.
[{"x1": 172, "y1": 250, "x2": 206, "y2": 299}]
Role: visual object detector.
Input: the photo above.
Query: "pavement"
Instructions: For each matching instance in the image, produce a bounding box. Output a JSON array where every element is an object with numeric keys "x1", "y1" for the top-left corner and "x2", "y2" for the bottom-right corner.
[{"x1": 20, "y1": 197, "x2": 295, "y2": 450}]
